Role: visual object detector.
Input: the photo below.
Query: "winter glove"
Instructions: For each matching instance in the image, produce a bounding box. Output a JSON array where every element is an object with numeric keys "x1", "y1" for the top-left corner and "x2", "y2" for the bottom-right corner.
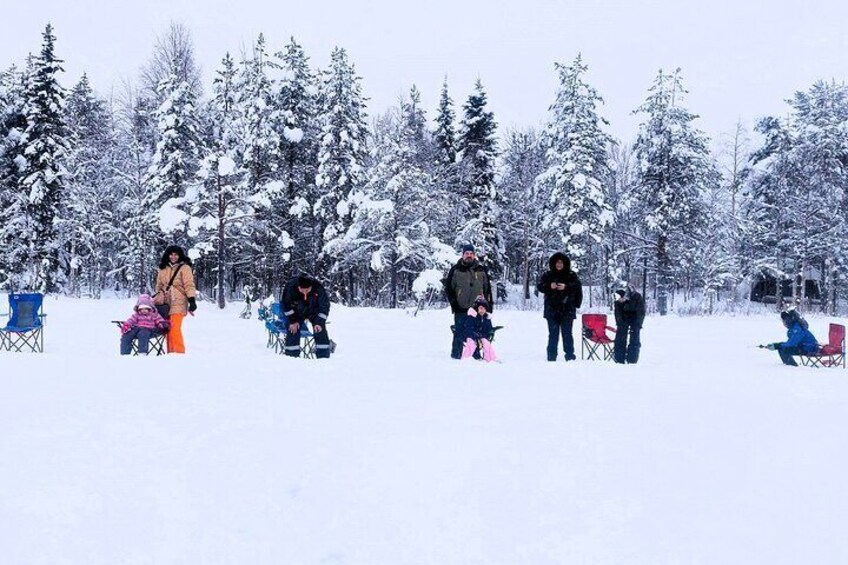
[
  {"x1": 765, "y1": 343, "x2": 777, "y2": 351},
  {"x1": 157, "y1": 320, "x2": 171, "y2": 332},
  {"x1": 188, "y1": 297, "x2": 197, "y2": 313},
  {"x1": 121, "y1": 323, "x2": 131, "y2": 335}
]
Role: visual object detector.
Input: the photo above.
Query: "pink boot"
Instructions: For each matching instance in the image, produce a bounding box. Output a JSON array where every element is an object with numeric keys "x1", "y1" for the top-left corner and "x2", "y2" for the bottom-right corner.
[{"x1": 461, "y1": 338, "x2": 477, "y2": 359}]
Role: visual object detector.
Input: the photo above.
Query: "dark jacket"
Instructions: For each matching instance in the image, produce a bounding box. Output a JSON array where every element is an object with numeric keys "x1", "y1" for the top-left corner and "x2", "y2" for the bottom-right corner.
[
  {"x1": 614, "y1": 288, "x2": 646, "y2": 328},
  {"x1": 781, "y1": 321, "x2": 818, "y2": 354},
  {"x1": 536, "y1": 252, "x2": 583, "y2": 320},
  {"x1": 282, "y1": 276, "x2": 330, "y2": 326},
  {"x1": 444, "y1": 259, "x2": 493, "y2": 314},
  {"x1": 459, "y1": 310, "x2": 494, "y2": 341}
]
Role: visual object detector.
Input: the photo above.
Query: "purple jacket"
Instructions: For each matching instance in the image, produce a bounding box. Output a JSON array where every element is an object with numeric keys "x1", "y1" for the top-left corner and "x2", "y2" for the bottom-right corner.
[{"x1": 122, "y1": 295, "x2": 169, "y2": 333}]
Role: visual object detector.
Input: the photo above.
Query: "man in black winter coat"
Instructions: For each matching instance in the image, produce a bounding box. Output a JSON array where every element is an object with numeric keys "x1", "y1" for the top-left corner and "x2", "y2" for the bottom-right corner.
[
  {"x1": 613, "y1": 286, "x2": 646, "y2": 364},
  {"x1": 282, "y1": 274, "x2": 332, "y2": 358},
  {"x1": 537, "y1": 252, "x2": 583, "y2": 361},
  {"x1": 444, "y1": 244, "x2": 493, "y2": 359}
]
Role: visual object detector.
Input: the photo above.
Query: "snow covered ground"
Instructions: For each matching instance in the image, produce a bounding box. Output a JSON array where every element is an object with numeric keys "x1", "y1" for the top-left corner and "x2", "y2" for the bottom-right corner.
[{"x1": 2, "y1": 297, "x2": 848, "y2": 564}]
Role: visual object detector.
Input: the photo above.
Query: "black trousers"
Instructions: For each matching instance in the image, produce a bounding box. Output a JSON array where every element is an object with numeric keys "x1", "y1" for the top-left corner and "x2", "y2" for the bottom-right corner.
[
  {"x1": 451, "y1": 313, "x2": 466, "y2": 359},
  {"x1": 546, "y1": 316, "x2": 575, "y2": 361},
  {"x1": 285, "y1": 324, "x2": 331, "y2": 358},
  {"x1": 777, "y1": 345, "x2": 801, "y2": 366},
  {"x1": 613, "y1": 320, "x2": 641, "y2": 364}
]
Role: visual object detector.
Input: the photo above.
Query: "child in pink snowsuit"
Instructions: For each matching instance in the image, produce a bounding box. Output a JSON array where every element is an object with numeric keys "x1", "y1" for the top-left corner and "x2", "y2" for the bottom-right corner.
[
  {"x1": 460, "y1": 297, "x2": 498, "y2": 362},
  {"x1": 120, "y1": 294, "x2": 170, "y2": 355}
]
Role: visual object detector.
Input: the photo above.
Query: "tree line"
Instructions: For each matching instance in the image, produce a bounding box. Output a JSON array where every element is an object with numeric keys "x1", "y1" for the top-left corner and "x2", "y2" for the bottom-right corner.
[{"x1": 1, "y1": 23, "x2": 846, "y2": 315}]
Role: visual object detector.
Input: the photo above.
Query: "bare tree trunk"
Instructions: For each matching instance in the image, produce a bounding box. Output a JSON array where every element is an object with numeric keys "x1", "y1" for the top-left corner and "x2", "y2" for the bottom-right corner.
[
  {"x1": 139, "y1": 246, "x2": 147, "y2": 295},
  {"x1": 216, "y1": 172, "x2": 226, "y2": 310},
  {"x1": 522, "y1": 219, "x2": 530, "y2": 304},
  {"x1": 656, "y1": 235, "x2": 670, "y2": 316},
  {"x1": 390, "y1": 249, "x2": 398, "y2": 309}
]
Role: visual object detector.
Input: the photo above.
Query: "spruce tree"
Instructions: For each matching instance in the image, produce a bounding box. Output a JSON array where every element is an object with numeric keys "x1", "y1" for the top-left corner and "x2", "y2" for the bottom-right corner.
[
  {"x1": 633, "y1": 69, "x2": 716, "y2": 315},
  {"x1": 17, "y1": 24, "x2": 68, "y2": 291},
  {"x1": 275, "y1": 37, "x2": 319, "y2": 277},
  {"x1": 457, "y1": 79, "x2": 501, "y2": 291},
  {"x1": 62, "y1": 73, "x2": 121, "y2": 296},
  {"x1": 188, "y1": 53, "x2": 252, "y2": 308},
  {"x1": 234, "y1": 35, "x2": 286, "y2": 292},
  {"x1": 146, "y1": 67, "x2": 201, "y2": 242},
  {"x1": 0, "y1": 65, "x2": 27, "y2": 288},
  {"x1": 434, "y1": 78, "x2": 457, "y2": 166},
  {"x1": 537, "y1": 55, "x2": 613, "y2": 267},
  {"x1": 500, "y1": 128, "x2": 546, "y2": 302},
  {"x1": 315, "y1": 47, "x2": 368, "y2": 299},
  {"x1": 429, "y1": 78, "x2": 459, "y2": 247}
]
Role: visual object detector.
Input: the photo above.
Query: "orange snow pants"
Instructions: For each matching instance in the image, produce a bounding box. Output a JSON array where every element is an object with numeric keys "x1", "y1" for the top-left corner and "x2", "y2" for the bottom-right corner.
[{"x1": 167, "y1": 313, "x2": 186, "y2": 353}]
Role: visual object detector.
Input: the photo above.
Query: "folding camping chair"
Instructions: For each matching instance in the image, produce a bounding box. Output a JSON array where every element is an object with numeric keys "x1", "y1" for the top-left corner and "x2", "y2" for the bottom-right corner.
[
  {"x1": 0, "y1": 293, "x2": 46, "y2": 352},
  {"x1": 266, "y1": 302, "x2": 317, "y2": 358},
  {"x1": 111, "y1": 321, "x2": 167, "y2": 356},
  {"x1": 581, "y1": 313, "x2": 616, "y2": 361},
  {"x1": 799, "y1": 323, "x2": 846, "y2": 368}
]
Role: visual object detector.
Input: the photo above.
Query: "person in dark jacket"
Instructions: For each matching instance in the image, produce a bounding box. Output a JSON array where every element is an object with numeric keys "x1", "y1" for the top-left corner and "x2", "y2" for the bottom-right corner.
[
  {"x1": 282, "y1": 274, "x2": 332, "y2": 358},
  {"x1": 444, "y1": 244, "x2": 493, "y2": 359},
  {"x1": 613, "y1": 285, "x2": 646, "y2": 364},
  {"x1": 765, "y1": 309, "x2": 818, "y2": 366},
  {"x1": 536, "y1": 252, "x2": 583, "y2": 361}
]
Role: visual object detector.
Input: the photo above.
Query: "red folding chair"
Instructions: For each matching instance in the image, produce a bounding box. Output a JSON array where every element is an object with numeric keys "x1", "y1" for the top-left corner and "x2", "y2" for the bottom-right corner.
[
  {"x1": 800, "y1": 323, "x2": 846, "y2": 368},
  {"x1": 581, "y1": 314, "x2": 616, "y2": 361}
]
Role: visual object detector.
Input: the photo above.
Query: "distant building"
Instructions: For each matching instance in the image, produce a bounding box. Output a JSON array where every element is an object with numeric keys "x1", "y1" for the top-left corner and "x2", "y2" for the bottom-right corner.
[{"x1": 750, "y1": 267, "x2": 821, "y2": 304}]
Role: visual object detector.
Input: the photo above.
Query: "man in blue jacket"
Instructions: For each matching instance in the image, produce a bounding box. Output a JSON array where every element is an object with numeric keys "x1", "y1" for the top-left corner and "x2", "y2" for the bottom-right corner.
[{"x1": 766, "y1": 310, "x2": 818, "y2": 366}]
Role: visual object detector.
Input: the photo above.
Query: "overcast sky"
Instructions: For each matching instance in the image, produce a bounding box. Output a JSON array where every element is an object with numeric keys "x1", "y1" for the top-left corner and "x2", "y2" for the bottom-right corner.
[{"x1": 4, "y1": 0, "x2": 847, "y2": 148}]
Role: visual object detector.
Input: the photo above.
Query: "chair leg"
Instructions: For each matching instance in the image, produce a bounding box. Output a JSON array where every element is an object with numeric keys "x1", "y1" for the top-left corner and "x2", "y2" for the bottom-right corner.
[
  {"x1": 586, "y1": 341, "x2": 600, "y2": 361},
  {"x1": 302, "y1": 336, "x2": 316, "y2": 359},
  {"x1": 151, "y1": 335, "x2": 165, "y2": 356},
  {"x1": 8, "y1": 331, "x2": 41, "y2": 353}
]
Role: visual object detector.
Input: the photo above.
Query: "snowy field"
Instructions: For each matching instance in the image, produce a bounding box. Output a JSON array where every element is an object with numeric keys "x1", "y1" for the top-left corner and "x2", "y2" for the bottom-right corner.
[{"x1": 2, "y1": 297, "x2": 848, "y2": 565}]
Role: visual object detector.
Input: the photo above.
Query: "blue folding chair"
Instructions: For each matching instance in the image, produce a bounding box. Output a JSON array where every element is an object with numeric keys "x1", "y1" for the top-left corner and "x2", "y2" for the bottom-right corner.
[
  {"x1": 264, "y1": 303, "x2": 285, "y2": 354},
  {"x1": 1, "y1": 293, "x2": 46, "y2": 352},
  {"x1": 264, "y1": 302, "x2": 316, "y2": 358}
]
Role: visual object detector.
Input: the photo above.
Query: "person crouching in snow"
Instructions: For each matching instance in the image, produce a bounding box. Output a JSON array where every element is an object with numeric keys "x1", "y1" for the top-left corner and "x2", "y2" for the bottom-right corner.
[
  {"x1": 460, "y1": 296, "x2": 497, "y2": 362},
  {"x1": 120, "y1": 294, "x2": 170, "y2": 355},
  {"x1": 764, "y1": 309, "x2": 818, "y2": 366}
]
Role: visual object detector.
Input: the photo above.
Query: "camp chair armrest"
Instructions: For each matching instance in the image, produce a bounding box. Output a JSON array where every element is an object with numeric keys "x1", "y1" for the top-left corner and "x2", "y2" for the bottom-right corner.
[{"x1": 606, "y1": 326, "x2": 617, "y2": 333}]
